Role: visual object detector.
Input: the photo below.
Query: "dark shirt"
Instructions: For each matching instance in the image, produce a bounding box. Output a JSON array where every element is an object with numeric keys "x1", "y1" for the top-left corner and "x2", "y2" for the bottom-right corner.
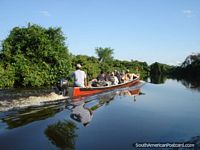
[{"x1": 97, "y1": 73, "x2": 106, "y2": 81}]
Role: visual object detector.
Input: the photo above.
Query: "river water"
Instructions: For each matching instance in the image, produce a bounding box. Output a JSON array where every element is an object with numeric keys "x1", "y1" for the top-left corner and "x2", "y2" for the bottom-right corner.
[{"x1": 0, "y1": 79, "x2": 200, "y2": 150}]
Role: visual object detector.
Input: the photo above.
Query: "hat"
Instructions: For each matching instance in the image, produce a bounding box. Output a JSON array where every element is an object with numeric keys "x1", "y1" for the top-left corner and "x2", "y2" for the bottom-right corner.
[{"x1": 76, "y1": 64, "x2": 82, "y2": 68}]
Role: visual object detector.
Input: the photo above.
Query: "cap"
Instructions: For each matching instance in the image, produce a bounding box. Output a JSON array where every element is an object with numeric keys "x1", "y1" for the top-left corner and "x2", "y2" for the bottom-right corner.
[{"x1": 76, "y1": 64, "x2": 82, "y2": 68}]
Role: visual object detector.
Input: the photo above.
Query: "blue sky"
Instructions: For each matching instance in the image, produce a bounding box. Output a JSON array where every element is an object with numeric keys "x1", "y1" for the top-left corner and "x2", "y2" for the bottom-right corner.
[{"x1": 0, "y1": 0, "x2": 200, "y2": 65}]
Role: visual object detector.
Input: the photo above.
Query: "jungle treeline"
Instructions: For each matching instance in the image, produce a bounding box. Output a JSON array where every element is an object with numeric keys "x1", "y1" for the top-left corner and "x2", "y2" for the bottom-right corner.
[{"x1": 0, "y1": 24, "x2": 199, "y2": 88}]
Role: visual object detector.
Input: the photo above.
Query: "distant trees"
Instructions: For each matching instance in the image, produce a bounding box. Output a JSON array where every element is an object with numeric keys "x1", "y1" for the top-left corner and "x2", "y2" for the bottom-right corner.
[
  {"x1": 0, "y1": 24, "x2": 71, "y2": 87},
  {"x1": 148, "y1": 53, "x2": 200, "y2": 85},
  {"x1": 181, "y1": 53, "x2": 200, "y2": 68},
  {"x1": 150, "y1": 62, "x2": 173, "y2": 76},
  {"x1": 149, "y1": 62, "x2": 177, "y2": 84},
  {"x1": 173, "y1": 53, "x2": 200, "y2": 78}
]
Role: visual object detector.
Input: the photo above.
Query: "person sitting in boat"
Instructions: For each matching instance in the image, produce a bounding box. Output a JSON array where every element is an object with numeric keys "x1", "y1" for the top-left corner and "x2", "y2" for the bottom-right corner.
[
  {"x1": 120, "y1": 70, "x2": 126, "y2": 83},
  {"x1": 124, "y1": 69, "x2": 139, "y2": 82},
  {"x1": 115, "y1": 70, "x2": 122, "y2": 84},
  {"x1": 91, "y1": 71, "x2": 109, "y2": 87},
  {"x1": 123, "y1": 69, "x2": 132, "y2": 82},
  {"x1": 131, "y1": 72, "x2": 139, "y2": 79},
  {"x1": 109, "y1": 72, "x2": 119, "y2": 85},
  {"x1": 105, "y1": 71, "x2": 111, "y2": 81},
  {"x1": 71, "y1": 64, "x2": 87, "y2": 87},
  {"x1": 97, "y1": 71, "x2": 106, "y2": 81}
]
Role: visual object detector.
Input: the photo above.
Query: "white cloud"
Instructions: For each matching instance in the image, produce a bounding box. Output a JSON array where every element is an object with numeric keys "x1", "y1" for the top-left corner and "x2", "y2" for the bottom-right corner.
[
  {"x1": 182, "y1": 9, "x2": 193, "y2": 18},
  {"x1": 40, "y1": 11, "x2": 51, "y2": 17}
]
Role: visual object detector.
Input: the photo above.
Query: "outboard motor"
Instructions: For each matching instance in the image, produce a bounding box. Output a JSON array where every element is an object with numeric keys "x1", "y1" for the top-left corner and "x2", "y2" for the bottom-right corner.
[{"x1": 56, "y1": 78, "x2": 69, "y2": 96}]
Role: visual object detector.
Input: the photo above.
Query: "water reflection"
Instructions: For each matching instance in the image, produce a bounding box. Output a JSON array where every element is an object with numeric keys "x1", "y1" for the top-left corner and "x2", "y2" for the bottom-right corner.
[
  {"x1": 69, "y1": 101, "x2": 93, "y2": 127},
  {"x1": 177, "y1": 77, "x2": 200, "y2": 92},
  {"x1": 150, "y1": 74, "x2": 200, "y2": 93},
  {"x1": 0, "y1": 85, "x2": 144, "y2": 129},
  {"x1": 150, "y1": 74, "x2": 167, "y2": 84},
  {"x1": 45, "y1": 120, "x2": 78, "y2": 150},
  {"x1": 68, "y1": 87, "x2": 143, "y2": 126},
  {"x1": 0, "y1": 101, "x2": 66, "y2": 129}
]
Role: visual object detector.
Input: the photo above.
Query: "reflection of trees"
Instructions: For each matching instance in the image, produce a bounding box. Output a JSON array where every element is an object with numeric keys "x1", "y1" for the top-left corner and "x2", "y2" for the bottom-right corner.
[
  {"x1": 178, "y1": 77, "x2": 200, "y2": 92},
  {"x1": 150, "y1": 74, "x2": 167, "y2": 84},
  {"x1": 45, "y1": 120, "x2": 78, "y2": 150},
  {"x1": 72, "y1": 87, "x2": 142, "y2": 113},
  {"x1": 1, "y1": 103, "x2": 65, "y2": 129}
]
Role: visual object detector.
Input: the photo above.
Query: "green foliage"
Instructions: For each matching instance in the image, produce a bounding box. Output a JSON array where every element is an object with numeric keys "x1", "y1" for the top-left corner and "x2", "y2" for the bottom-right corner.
[
  {"x1": 111, "y1": 59, "x2": 149, "y2": 79},
  {"x1": 171, "y1": 53, "x2": 200, "y2": 78},
  {"x1": 0, "y1": 24, "x2": 152, "y2": 88},
  {"x1": 0, "y1": 63, "x2": 15, "y2": 88},
  {"x1": 150, "y1": 62, "x2": 173, "y2": 76},
  {"x1": 71, "y1": 54, "x2": 150, "y2": 81},
  {"x1": 0, "y1": 24, "x2": 71, "y2": 87}
]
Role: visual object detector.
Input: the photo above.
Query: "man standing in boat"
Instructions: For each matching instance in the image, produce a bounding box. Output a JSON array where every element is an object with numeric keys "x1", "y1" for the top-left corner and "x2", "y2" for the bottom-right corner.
[{"x1": 71, "y1": 64, "x2": 87, "y2": 87}]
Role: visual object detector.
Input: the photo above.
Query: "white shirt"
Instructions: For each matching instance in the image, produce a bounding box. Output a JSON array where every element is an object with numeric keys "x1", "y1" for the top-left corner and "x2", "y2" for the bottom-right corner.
[
  {"x1": 72, "y1": 69, "x2": 86, "y2": 87},
  {"x1": 114, "y1": 76, "x2": 119, "y2": 85}
]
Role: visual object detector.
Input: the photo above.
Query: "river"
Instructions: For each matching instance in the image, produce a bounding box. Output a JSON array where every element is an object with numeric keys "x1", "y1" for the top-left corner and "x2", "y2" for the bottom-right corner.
[{"x1": 0, "y1": 79, "x2": 200, "y2": 150}]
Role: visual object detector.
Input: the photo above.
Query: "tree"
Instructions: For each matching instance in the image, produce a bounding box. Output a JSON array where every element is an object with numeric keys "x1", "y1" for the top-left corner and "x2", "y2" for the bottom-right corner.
[
  {"x1": 1, "y1": 24, "x2": 71, "y2": 87},
  {"x1": 95, "y1": 47, "x2": 114, "y2": 63},
  {"x1": 181, "y1": 53, "x2": 200, "y2": 68},
  {"x1": 150, "y1": 62, "x2": 173, "y2": 76}
]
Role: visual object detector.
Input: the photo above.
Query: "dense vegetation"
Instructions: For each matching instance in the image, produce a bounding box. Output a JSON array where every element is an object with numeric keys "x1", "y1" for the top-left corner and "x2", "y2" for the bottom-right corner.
[
  {"x1": 150, "y1": 62, "x2": 173, "y2": 76},
  {"x1": 170, "y1": 53, "x2": 200, "y2": 90},
  {"x1": 0, "y1": 24, "x2": 199, "y2": 88},
  {"x1": 149, "y1": 54, "x2": 200, "y2": 84},
  {"x1": 172, "y1": 53, "x2": 200, "y2": 78},
  {"x1": 0, "y1": 24, "x2": 71, "y2": 88},
  {"x1": 71, "y1": 54, "x2": 149, "y2": 81},
  {"x1": 0, "y1": 24, "x2": 149, "y2": 88}
]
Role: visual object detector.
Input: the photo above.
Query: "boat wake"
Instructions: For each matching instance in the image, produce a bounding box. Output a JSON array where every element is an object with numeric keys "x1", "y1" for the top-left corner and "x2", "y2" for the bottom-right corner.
[{"x1": 0, "y1": 89, "x2": 68, "y2": 112}]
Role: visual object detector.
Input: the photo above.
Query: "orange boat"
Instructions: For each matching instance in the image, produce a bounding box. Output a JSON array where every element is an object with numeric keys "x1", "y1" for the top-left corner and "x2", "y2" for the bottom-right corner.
[{"x1": 64, "y1": 76, "x2": 141, "y2": 98}]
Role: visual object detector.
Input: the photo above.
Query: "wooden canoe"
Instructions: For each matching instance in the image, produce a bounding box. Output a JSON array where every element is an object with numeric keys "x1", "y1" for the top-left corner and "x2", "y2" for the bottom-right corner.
[{"x1": 67, "y1": 76, "x2": 141, "y2": 98}]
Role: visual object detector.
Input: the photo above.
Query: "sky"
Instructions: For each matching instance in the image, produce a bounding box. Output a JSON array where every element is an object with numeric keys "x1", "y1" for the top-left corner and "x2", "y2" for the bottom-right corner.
[{"x1": 0, "y1": 0, "x2": 200, "y2": 65}]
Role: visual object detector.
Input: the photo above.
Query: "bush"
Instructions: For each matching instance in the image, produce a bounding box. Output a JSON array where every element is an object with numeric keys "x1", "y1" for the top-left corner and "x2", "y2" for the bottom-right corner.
[{"x1": 0, "y1": 24, "x2": 71, "y2": 87}]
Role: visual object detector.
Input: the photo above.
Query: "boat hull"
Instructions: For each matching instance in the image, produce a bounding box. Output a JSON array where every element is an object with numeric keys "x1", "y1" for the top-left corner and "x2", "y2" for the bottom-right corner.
[{"x1": 67, "y1": 77, "x2": 141, "y2": 98}]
